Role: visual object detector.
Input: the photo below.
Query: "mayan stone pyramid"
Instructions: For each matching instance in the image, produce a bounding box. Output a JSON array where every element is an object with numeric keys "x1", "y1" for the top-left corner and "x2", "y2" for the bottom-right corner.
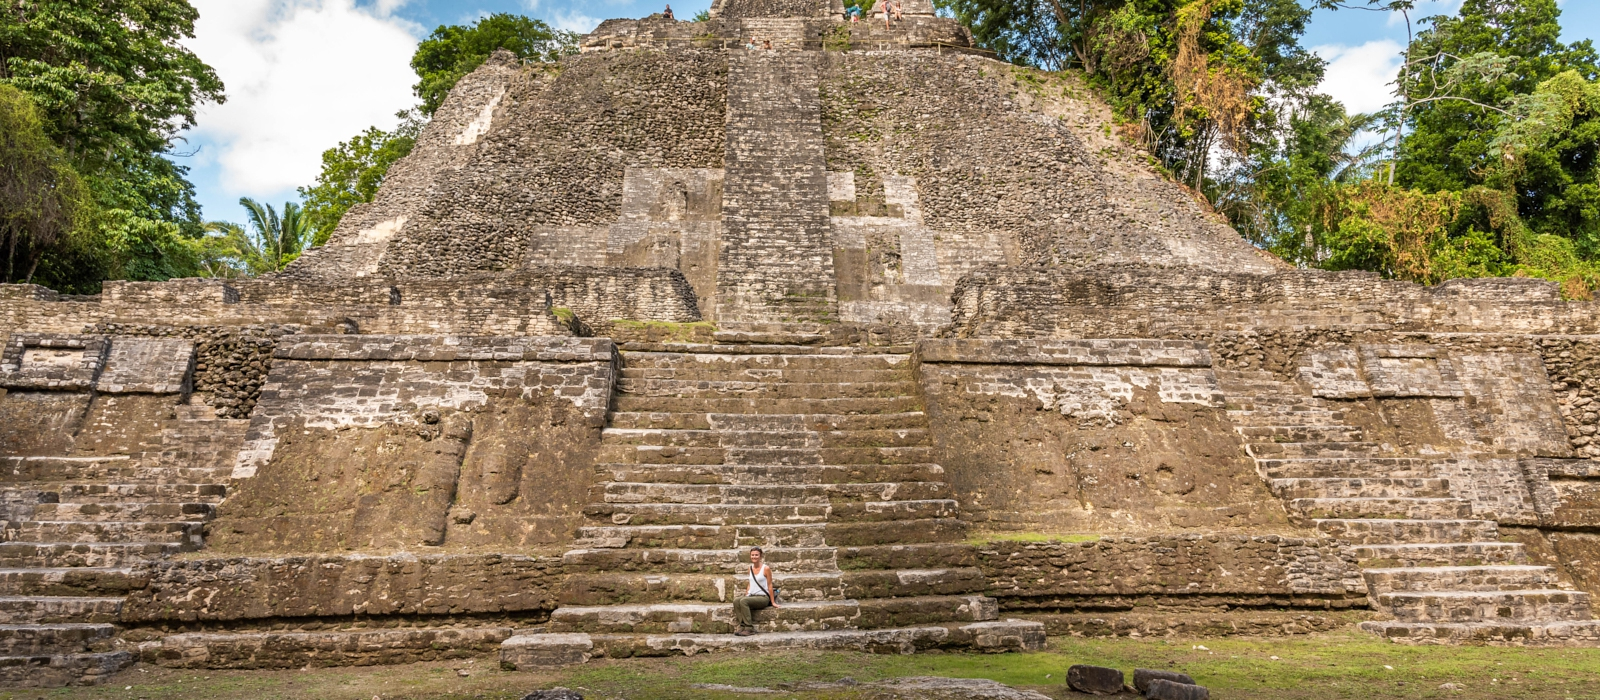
[{"x1": 2, "y1": 0, "x2": 1600, "y2": 688}]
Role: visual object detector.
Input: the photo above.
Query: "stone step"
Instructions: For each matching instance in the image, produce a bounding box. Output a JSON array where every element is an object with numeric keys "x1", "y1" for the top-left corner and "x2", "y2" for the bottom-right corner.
[
  {"x1": 0, "y1": 542, "x2": 183, "y2": 568},
  {"x1": 1226, "y1": 396, "x2": 1326, "y2": 408},
  {"x1": 598, "y1": 483, "x2": 828, "y2": 506},
  {"x1": 546, "y1": 595, "x2": 997, "y2": 635},
  {"x1": 607, "y1": 412, "x2": 930, "y2": 431},
  {"x1": 599, "y1": 445, "x2": 934, "y2": 466},
  {"x1": 1236, "y1": 425, "x2": 1364, "y2": 441},
  {"x1": 613, "y1": 396, "x2": 925, "y2": 416},
  {"x1": 1376, "y1": 590, "x2": 1593, "y2": 623},
  {"x1": 1227, "y1": 404, "x2": 1342, "y2": 416},
  {"x1": 559, "y1": 571, "x2": 847, "y2": 605},
  {"x1": 5, "y1": 520, "x2": 204, "y2": 546},
  {"x1": 596, "y1": 482, "x2": 947, "y2": 505},
  {"x1": 599, "y1": 428, "x2": 930, "y2": 449},
  {"x1": 22, "y1": 483, "x2": 227, "y2": 503},
  {"x1": 31, "y1": 502, "x2": 215, "y2": 522},
  {"x1": 585, "y1": 499, "x2": 958, "y2": 526},
  {"x1": 146, "y1": 627, "x2": 513, "y2": 669},
  {"x1": 822, "y1": 519, "x2": 970, "y2": 547},
  {"x1": 596, "y1": 463, "x2": 946, "y2": 486},
  {"x1": 558, "y1": 568, "x2": 989, "y2": 606},
  {"x1": 1362, "y1": 566, "x2": 1564, "y2": 594},
  {"x1": 585, "y1": 503, "x2": 830, "y2": 526},
  {"x1": 0, "y1": 596, "x2": 123, "y2": 624},
  {"x1": 838, "y1": 543, "x2": 979, "y2": 571},
  {"x1": 1316, "y1": 518, "x2": 1499, "y2": 544},
  {"x1": 574, "y1": 524, "x2": 827, "y2": 549},
  {"x1": 563, "y1": 547, "x2": 840, "y2": 574},
  {"x1": 1359, "y1": 619, "x2": 1600, "y2": 646},
  {"x1": 1213, "y1": 370, "x2": 1283, "y2": 381},
  {"x1": 1, "y1": 456, "x2": 228, "y2": 484},
  {"x1": 1247, "y1": 442, "x2": 1385, "y2": 459},
  {"x1": 0, "y1": 650, "x2": 133, "y2": 687},
  {"x1": 839, "y1": 568, "x2": 989, "y2": 599},
  {"x1": 1257, "y1": 457, "x2": 1435, "y2": 479},
  {"x1": 574, "y1": 518, "x2": 968, "y2": 549},
  {"x1": 1270, "y1": 478, "x2": 1452, "y2": 500},
  {"x1": 502, "y1": 620, "x2": 1045, "y2": 667},
  {"x1": 0, "y1": 623, "x2": 115, "y2": 655},
  {"x1": 619, "y1": 368, "x2": 911, "y2": 384},
  {"x1": 0, "y1": 568, "x2": 140, "y2": 597},
  {"x1": 1226, "y1": 410, "x2": 1347, "y2": 426},
  {"x1": 617, "y1": 380, "x2": 916, "y2": 400},
  {"x1": 1221, "y1": 390, "x2": 1306, "y2": 402},
  {"x1": 1, "y1": 457, "x2": 131, "y2": 483},
  {"x1": 1348, "y1": 542, "x2": 1526, "y2": 568},
  {"x1": 710, "y1": 326, "x2": 827, "y2": 344},
  {"x1": 621, "y1": 348, "x2": 912, "y2": 362},
  {"x1": 1289, "y1": 497, "x2": 1472, "y2": 520}
]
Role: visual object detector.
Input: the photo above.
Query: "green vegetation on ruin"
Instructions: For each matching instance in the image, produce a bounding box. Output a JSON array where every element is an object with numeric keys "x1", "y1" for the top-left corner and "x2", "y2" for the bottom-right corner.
[{"x1": 18, "y1": 631, "x2": 1600, "y2": 699}]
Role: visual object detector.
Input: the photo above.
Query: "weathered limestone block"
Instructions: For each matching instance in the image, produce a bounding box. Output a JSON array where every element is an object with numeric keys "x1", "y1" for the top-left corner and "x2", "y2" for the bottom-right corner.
[
  {"x1": 977, "y1": 536, "x2": 1366, "y2": 604},
  {"x1": 1067, "y1": 664, "x2": 1124, "y2": 694},
  {"x1": 500, "y1": 633, "x2": 595, "y2": 669},
  {"x1": 147, "y1": 627, "x2": 512, "y2": 669},
  {"x1": 122, "y1": 553, "x2": 563, "y2": 621},
  {"x1": 0, "y1": 334, "x2": 108, "y2": 391}
]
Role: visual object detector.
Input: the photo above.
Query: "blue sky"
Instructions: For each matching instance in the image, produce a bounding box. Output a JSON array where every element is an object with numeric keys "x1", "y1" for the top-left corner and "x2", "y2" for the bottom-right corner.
[{"x1": 175, "y1": 0, "x2": 1598, "y2": 226}]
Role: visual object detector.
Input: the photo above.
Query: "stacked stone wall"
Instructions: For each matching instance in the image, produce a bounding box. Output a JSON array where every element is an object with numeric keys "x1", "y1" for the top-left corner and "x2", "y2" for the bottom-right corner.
[
  {"x1": 121, "y1": 554, "x2": 563, "y2": 623},
  {"x1": 717, "y1": 51, "x2": 838, "y2": 322},
  {"x1": 976, "y1": 536, "x2": 1365, "y2": 607},
  {"x1": 820, "y1": 55, "x2": 1278, "y2": 276},
  {"x1": 949, "y1": 265, "x2": 1598, "y2": 339},
  {"x1": 213, "y1": 336, "x2": 614, "y2": 553},
  {"x1": 284, "y1": 52, "x2": 522, "y2": 279},
  {"x1": 915, "y1": 339, "x2": 1292, "y2": 533},
  {"x1": 374, "y1": 49, "x2": 729, "y2": 278}
]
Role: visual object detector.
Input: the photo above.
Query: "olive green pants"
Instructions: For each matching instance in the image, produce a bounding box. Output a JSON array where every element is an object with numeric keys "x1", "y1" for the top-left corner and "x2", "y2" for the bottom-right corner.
[{"x1": 734, "y1": 595, "x2": 771, "y2": 628}]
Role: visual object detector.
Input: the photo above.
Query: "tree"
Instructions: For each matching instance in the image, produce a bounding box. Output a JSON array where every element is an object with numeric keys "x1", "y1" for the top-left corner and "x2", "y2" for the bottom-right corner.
[
  {"x1": 945, "y1": 0, "x2": 1323, "y2": 193},
  {"x1": 1393, "y1": 0, "x2": 1597, "y2": 194},
  {"x1": 299, "y1": 111, "x2": 425, "y2": 246},
  {"x1": 0, "y1": 83, "x2": 89, "y2": 283},
  {"x1": 411, "y1": 13, "x2": 576, "y2": 115},
  {"x1": 224, "y1": 198, "x2": 314, "y2": 275},
  {"x1": 1214, "y1": 94, "x2": 1382, "y2": 265},
  {"x1": 0, "y1": 0, "x2": 225, "y2": 291}
]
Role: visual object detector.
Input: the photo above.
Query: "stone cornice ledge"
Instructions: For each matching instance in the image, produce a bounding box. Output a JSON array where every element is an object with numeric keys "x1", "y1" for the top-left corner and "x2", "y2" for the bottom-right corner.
[{"x1": 917, "y1": 338, "x2": 1213, "y2": 367}]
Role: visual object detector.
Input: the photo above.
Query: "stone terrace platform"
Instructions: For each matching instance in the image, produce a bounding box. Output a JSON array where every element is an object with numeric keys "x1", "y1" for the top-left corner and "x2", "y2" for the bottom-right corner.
[{"x1": 502, "y1": 329, "x2": 1045, "y2": 666}]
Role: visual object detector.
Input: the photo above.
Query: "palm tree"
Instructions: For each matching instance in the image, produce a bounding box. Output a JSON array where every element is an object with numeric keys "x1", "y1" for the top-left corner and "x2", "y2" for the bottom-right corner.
[{"x1": 232, "y1": 198, "x2": 314, "y2": 274}]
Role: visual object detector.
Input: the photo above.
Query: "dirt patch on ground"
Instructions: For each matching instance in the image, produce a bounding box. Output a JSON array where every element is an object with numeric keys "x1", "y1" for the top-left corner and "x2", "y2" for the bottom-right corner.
[{"x1": 35, "y1": 631, "x2": 1600, "y2": 700}]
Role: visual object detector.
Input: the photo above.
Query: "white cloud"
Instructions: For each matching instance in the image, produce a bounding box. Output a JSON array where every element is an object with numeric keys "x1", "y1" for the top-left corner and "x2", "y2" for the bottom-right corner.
[
  {"x1": 1314, "y1": 40, "x2": 1404, "y2": 115},
  {"x1": 184, "y1": 0, "x2": 423, "y2": 196},
  {"x1": 549, "y1": 9, "x2": 603, "y2": 33},
  {"x1": 524, "y1": 1, "x2": 604, "y2": 33}
]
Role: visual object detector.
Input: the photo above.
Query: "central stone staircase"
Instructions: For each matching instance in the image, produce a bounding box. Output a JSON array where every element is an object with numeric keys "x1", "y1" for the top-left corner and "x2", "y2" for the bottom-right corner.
[
  {"x1": 502, "y1": 330, "x2": 1044, "y2": 663},
  {"x1": 0, "y1": 404, "x2": 244, "y2": 686},
  {"x1": 1217, "y1": 369, "x2": 1600, "y2": 645}
]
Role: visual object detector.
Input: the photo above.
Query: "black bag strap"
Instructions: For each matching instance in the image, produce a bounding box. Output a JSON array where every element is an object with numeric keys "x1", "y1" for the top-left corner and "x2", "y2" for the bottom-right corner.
[{"x1": 751, "y1": 565, "x2": 775, "y2": 599}]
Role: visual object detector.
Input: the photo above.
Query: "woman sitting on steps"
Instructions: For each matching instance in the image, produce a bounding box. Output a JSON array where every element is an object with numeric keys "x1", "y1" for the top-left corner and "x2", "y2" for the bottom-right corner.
[{"x1": 734, "y1": 547, "x2": 778, "y2": 636}]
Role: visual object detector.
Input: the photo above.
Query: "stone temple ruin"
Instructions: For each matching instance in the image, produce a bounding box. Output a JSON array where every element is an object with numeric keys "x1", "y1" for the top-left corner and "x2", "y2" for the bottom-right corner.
[{"x1": 4, "y1": 0, "x2": 1600, "y2": 688}]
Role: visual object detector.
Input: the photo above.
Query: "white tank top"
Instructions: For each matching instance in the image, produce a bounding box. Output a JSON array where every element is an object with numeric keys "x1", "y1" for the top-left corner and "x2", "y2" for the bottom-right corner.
[{"x1": 746, "y1": 564, "x2": 769, "y2": 597}]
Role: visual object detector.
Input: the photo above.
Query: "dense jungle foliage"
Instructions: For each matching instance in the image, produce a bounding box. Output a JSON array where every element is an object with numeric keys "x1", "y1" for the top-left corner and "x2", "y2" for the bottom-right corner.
[{"x1": 944, "y1": 0, "x2": 1600, "y2": 295}]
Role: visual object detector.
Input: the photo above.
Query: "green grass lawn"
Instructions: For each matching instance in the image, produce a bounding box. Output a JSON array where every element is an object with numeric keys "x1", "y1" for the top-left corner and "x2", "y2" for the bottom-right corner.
[{"x1": 10, "y1": 630, "x2": 1599, "y2": 700}]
